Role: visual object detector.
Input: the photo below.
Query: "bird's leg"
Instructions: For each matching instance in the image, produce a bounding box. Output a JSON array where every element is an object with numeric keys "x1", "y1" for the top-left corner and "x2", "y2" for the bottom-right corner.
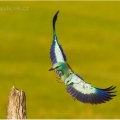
[{"x1": 56, "y1": 76, "x2": 64, "y2": 84}]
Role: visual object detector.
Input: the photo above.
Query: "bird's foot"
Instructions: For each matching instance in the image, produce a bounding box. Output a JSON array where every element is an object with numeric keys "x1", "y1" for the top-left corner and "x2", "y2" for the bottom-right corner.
[
  {"x1": 56, "y1": 77, "x2": 64, "y2": 84},
  {"x1": 56, "y1": 79, "x2": 64, "y2": 84},
  {"x1": 56, "y1": 76, "x2": 61, "y2": 79}
]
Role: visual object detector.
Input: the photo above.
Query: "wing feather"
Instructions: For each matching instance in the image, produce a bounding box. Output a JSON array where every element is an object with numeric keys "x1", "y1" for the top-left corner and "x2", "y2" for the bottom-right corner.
[
  {"x1": 50, "y1": 11, "x2": 67, "y2": 65},
  {"x1": 50, "y1": 37, "x2": 66, "y2": 65},
  {"x1": 66, "y1": 74, "x2": 116, "y2": 104}
]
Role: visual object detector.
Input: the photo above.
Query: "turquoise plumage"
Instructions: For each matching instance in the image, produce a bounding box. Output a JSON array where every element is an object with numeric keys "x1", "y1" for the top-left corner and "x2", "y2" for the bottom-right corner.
[{"x1": 49, "y1": 11, "x2": 116, "y2": 104}]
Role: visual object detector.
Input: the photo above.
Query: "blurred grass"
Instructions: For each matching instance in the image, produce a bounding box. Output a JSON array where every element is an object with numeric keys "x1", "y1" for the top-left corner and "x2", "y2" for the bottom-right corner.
[{"x1": 0, "y1": 1, "x2": 120, "y2": 118}]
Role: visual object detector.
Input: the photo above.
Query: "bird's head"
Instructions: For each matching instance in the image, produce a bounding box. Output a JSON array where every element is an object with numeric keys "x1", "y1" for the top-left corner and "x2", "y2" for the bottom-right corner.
[{"x1": 49, "y1": 62, "x2": 66, "y2": 71}]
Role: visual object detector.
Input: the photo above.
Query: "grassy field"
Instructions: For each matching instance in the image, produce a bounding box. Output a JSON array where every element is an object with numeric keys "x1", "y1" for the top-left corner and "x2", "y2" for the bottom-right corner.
[{"x1": 0, "y1": 1, "x2": 120, "y2": 118}]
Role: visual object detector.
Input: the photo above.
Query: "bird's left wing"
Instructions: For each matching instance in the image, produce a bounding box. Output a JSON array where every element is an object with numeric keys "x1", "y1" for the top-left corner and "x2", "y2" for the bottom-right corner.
[
  {"x1": 50, "y1": 11, "x2": 67, "y2": 65},
  {"x1": 66, "y1": 74, "x2": 116, "y2": 104}
]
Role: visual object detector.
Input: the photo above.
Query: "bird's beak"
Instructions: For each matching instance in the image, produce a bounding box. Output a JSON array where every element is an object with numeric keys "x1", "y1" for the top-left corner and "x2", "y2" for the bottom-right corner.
[{"x1": 49, "y1": 67, "x2": 54, "y2": 71}]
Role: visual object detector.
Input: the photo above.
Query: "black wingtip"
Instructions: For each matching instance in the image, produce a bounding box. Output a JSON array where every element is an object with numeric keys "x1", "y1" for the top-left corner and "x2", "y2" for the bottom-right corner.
[{"x1": 53, "y1": 10, "x2": 59, "y2": 31}]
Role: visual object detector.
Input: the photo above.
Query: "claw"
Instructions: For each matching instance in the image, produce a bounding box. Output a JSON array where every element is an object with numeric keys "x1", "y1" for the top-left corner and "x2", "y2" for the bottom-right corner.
[
  {"x1": 56, "y1": 80, "x2": 64, "y2": 84},
  {"x1": 56, "y1": 76, "x2": 64, "y2": 84},
  {"x1": 56, "y1": 76, "x2": 61, "y2": 79}
]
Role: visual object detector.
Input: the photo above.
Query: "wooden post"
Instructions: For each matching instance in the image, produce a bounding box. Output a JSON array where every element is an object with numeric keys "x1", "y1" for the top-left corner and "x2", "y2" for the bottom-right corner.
[{"x1": 6, "y1": 86, "x2": 27, "y2": 119}]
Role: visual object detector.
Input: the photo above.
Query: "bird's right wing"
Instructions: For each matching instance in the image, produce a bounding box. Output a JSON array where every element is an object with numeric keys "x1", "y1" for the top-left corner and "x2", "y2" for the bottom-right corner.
[
  {"x1": 50, "y1": 11, "x2": 67, "y2": 65},
  {"x1": 66, "y1": 74, "x2": 116, "y2": 104}
]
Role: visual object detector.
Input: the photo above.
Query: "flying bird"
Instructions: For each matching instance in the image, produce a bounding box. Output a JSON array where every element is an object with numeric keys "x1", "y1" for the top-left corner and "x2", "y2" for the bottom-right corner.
[{"x1": 49, "y1": 11, "x2": 116, "y2": 104}]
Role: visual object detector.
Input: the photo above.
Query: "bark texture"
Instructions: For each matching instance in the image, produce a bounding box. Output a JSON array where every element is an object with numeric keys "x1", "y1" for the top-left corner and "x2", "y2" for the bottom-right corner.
[{"x1": 6, "y1": 86, "x2": 27, "y2": 119}]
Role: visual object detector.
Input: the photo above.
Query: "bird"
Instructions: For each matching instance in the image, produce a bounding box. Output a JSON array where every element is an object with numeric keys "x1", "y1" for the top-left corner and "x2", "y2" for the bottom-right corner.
[{"x1": 49, "y1": 10, "x2": 117, "y2": 105}]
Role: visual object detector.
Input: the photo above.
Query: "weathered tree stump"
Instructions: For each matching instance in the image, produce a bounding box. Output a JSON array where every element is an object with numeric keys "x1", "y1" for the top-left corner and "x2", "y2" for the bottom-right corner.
[{"x1": 6, "y1": 86, "x2": 27, "y2": 119}]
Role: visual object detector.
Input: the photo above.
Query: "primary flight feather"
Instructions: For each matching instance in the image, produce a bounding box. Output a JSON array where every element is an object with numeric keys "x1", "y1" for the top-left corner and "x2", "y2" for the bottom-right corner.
[{"x1": 49, "y1": 11, "x2": 116, "y2": 105}]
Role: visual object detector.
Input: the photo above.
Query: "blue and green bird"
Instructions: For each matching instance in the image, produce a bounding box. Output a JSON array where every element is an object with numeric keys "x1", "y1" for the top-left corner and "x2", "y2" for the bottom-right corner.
[{"x1": 49, "y1": 11, "x2": 116, "y2": 104}]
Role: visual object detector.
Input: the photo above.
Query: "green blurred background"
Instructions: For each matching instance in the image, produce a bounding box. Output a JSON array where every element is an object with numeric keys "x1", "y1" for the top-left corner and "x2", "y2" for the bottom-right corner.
[{"x1": 0, "y1": 1, "x2": 120, "y2": 118}]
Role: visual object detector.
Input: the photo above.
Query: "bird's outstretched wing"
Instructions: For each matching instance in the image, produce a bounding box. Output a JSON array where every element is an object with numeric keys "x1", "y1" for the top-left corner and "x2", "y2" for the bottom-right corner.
[
  {"x1": 50, "y1": 11, "x2": 67, "y2": 65},
  {"x1": 66, "y1": 74, "x2": 116, "y2": 104}
]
